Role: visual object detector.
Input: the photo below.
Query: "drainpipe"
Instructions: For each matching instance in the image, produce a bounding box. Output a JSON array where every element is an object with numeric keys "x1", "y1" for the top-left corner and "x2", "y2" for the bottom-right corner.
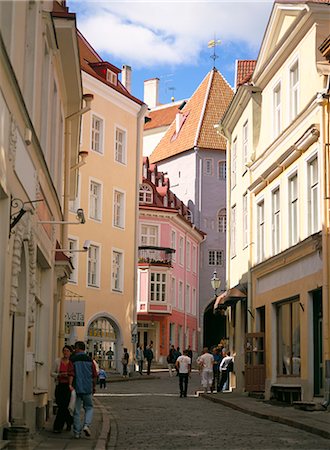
[
  {"x1": 133, "y1": 102, "x2": 148, "y2": 371},
  {"x1": 58, "y1": 93, "x2": 93, "y2": 353}
]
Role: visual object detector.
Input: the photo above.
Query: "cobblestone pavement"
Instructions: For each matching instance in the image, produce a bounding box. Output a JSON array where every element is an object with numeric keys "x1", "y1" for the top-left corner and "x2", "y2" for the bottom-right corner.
[{"x1": 96, "y1": 371, "x2": 330, "y2": 450}]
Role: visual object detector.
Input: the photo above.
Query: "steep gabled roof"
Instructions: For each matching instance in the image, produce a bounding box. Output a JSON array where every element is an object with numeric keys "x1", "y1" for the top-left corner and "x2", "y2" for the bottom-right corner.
[
  {"x1": 78, "y1": 31, "x2": 144, "y2": 106},
  {"x1": 149, "y1": 68, "x2": 233, "y2": 164},
  {"x1": 235, "y1": 60, "x2": 257, "y2": 89},
  {"x1": 144, "y1": 102, "x2": 185, "y2": 131}
]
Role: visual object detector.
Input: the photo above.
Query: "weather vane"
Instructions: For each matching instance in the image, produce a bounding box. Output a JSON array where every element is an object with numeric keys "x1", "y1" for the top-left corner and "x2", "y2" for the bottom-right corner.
[{"x1": 208, "y1": 37, "x2": 221, "y2": 69}]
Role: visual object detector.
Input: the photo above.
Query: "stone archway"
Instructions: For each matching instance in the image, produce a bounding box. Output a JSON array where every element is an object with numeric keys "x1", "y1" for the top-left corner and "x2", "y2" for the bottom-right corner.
[
  {"x1": 203, "y1": 299, "x2": 226, "y2": 350},
  {"x1": 86, "y1": 315, "x2": 121, "y2": 371}
]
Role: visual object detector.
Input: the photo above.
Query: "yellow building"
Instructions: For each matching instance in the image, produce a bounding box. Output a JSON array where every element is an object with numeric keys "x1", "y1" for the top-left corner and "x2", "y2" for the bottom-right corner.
[
  {"x1": 66, "y1": 33, "x2": 147, "y2": 372},
  {"x1": 219, "y1": 0, "x2": 330, "y2": 402}
]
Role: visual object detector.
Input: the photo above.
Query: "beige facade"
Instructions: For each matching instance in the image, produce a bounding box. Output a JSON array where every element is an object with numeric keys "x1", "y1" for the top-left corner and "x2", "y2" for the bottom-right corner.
[
  {"x1": 66, "y1": 35, "x2": 147, "y2": 373},
  {"x1": 220, "y1": 1, "x2": 330, "y2": 401},
  {"x1": 0, "y1": 0, "x2": 82, "y2": 439}
]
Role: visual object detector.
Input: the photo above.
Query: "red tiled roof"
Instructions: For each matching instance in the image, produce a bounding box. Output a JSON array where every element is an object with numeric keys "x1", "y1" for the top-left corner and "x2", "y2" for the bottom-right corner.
[
  {"x1": 78, "y1": 31, "x2": 144, "y2": 106},
  {"x1": 149, "y1": 69, "x2": 233, "y2": 164},
  {"x1": 236, "y1": 60, "x2": 257, "y2": 88},
  {"x1": 144, "y1": 103, "x2": 184, "y2": 131}
]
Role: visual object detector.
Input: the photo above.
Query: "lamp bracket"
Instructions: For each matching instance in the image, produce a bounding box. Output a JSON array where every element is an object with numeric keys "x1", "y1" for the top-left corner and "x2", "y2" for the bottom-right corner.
[{"x1": 10, "y1": 197, "x2": 43, "y2": 237}]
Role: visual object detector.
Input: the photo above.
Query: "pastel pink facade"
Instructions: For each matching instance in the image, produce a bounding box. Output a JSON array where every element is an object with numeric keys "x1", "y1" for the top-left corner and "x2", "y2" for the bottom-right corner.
[{"x1": 137, "y1": 158, "x2": 204, "y2": 364}]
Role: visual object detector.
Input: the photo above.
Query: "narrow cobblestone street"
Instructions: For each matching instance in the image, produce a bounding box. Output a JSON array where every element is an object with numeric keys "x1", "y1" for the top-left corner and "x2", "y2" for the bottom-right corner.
[{"x1": 96, "y1": 371, "x2": 330, "y2": 450}]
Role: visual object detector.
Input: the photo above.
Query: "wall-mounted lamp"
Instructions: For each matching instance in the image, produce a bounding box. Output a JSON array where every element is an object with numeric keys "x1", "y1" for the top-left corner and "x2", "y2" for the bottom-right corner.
[
  {"x1": 38, "y1": 208, "x2": 86, "y2": 225},
  {"x1": 54, "y1": 240, "x2": 91, "y2": 253},
  {"x1": 10, "y1": 197, "x2": 44, "y2": 237},
  {"x1": 211, "y1": 270, "x2": 221, "y2": 299}
]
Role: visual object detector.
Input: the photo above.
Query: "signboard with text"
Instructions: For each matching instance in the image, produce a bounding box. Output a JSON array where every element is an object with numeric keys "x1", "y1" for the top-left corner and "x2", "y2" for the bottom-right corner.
[{"x1": 64, "y1": 300, "x2": 85, "y2": 326}]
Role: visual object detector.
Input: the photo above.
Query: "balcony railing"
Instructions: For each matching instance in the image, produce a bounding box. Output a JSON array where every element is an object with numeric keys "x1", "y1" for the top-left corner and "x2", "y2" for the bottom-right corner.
[{"x1": 138, "y1": 246, "x2": 175, "y2": 267}]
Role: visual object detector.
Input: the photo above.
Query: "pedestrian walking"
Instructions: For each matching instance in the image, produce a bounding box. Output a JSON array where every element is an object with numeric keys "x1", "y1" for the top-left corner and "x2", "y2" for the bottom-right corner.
[
  {"x1": 51, "y1": 345, "x2": 74, "y2": 433},
  {"x1": 144, "y1": 343, "x2": 154, "y2": 375},
  {"x1": 176, "y1": 349, "x2": 191, "y2": 397},
  {"x1": 197, "y1": 347, "x2": 214, "y2": 393},
  {"x1": 211, "y1": 347, "x2": 222, "y2": 393},
  {"x1": 71, "y1": 341, "x2": 98, "y2": 439},
  {"x1": 167, "y1": 345, "x2": 176, "y2": 377},
  {"x1": 121, "y1": 348, "x2": 129, "y2": 377},
  {"x1": 173, "y1": 346, "x2": 181, "y2": 376},
  {"x1": 98, "y1": 367, "x2": 107, "y2": 389},
  {"x1": 136, "y1": 344, "x2": 144, "y2": 375},
  {"x1": 218, "y1": 351, "x2": 234, "y2": 392}
]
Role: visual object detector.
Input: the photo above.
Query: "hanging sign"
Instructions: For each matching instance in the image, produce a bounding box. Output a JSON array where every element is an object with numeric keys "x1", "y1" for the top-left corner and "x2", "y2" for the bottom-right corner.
[{"x1": 64, "y1": 300, "x2": 85, "y2": 326}]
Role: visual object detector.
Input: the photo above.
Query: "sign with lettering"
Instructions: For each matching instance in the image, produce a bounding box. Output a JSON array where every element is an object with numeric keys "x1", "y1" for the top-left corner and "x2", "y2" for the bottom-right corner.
[{"x1": 64, "y1": 300, "x2": 85, "y2": 326}]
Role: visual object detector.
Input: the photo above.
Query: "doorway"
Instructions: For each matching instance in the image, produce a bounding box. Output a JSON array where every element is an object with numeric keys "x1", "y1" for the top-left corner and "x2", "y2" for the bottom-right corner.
[
  {"x1": 313, "y1": 288, "x2": 323, "y2": 396},
  {"x1": 203, "y1": 299, "x2": 226, "y2": 349}
]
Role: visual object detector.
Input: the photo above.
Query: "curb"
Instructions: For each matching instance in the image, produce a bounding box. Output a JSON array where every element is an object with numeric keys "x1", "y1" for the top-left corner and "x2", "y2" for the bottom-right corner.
[
  {"x1": 201, "y1": 394, "x2": 330, "y2": 440},
  {"x1": 94, "y1": 397, "x2": 110, "y2": 450}
]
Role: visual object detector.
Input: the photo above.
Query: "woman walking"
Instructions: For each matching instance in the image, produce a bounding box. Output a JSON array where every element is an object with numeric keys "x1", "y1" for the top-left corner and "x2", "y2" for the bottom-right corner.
[{"x1": 122, "y1": 348, "x2": 129, "y2": 377}]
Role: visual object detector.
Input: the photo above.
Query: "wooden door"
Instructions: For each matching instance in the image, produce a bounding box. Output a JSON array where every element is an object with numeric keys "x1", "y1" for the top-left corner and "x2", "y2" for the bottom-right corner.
[{"x1": 245, "y1": 333, "x2": 265, "y2": 392}]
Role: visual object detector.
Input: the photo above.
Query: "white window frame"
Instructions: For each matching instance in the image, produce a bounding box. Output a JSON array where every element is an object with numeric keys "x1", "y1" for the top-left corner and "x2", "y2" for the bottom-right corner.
[
  {"x1": 139, "y1": 184, "x2": 153, "y2": 204},
  {"x1": 307, "y1": 154, "x2": 319, "y2": 235},
  {"x1": 208, "y1": 249, "x2": 223, "y2": 266},
  {"x1": 171, "y1": 277, "x2": 176, "y2": 307},
  {"x1": 178, "y1": 280, "x2": 183, "y2": 309},
  {"x1": 192, "y1": 288, "x2": 196, "y2": 316},
  {"x1": 273, "y1": 82, "x2": 281, "y2": 138},
  {"x1": 112, "y1": 249, "x2": 124, "y2": 293},
  {"x1": 114, "y1": 125, "x2": 127, "y2": 165},
  {"x1": 192, "y1": 245, "x2": 197, "y2": 273},
  {"x1": 150, "y1": 272, "x2": 166, "y2": 302},
  {"x1": 87, "y1": 243, "x2": 101, "y2": 288},
  {"x1": 257, "y1": 199, "x2": 265, "y2": 263},
  {"x1": 113, "y1": 188, "x2": 126, "y2": 229},
  {"x1": 204, "y1": 158, "x2": 213, "y2": 176},
  {"x1": 242, "y1": 120, "x2": 248, "y2": 170},
  {"x1": 179, "y1": 236, "x2": 184, "y2": 266},
  {"x1": 289, "y1": 60, "x2": 299, "y2": 121},
  {"x1": 230, "y1": 205, "x2": 236, "y2": 258},
  {"x1": 106, "y1": 69, "x2": 117, "y2": 85},
  {"x1": 231, "y1": 138, "x2": 237, "y2": 189},
  {"x1": 140, "y1": 224, "x2": 159, "y2": 246},
  {"x1": 186, "y1": 241, "x2": 191, "y2": 271},
  {"x1": 186, "y1": 284, "x2": 191, "y2": 313},
  {"x1": 272, "y1": 187, "x2": 281, "y2": 255},
  {"x1": 91, "y1": 113, "x2": 104, "y2": 154},
  {"x1": 171, "y1": 230, "x2": 176, "y2": 262},
  {"x1": 217, "y1": 208, "x2": 226, "y2": 233},
  {"x1": 68, "y1": 237, "x2": 79, "y2": 284},
  {"x1": 288, "y1": 172, "x2": 298, "y2": 246},
  {"x1": 89, "y1": 178, "x2": 102, "y2": 221},
  {"x1": 218, "y1": 160, "x2": 226, "y2": 180}
]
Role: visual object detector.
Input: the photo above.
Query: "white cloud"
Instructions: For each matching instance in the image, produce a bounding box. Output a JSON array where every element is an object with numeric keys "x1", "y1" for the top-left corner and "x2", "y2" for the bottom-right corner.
[{"x1": 69, "y1": 1, "x2": 273, "y2": 68}]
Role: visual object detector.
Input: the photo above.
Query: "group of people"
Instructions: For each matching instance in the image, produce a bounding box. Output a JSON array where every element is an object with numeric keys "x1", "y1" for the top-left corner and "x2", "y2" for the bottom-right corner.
[
  {"x1": 168, "y1": 344, "x2": 234, "y2": 397},
  {"x1": 122, "y1": 342, "x2": 154, "y2": 377},
  {"x1": 51, "y1": 341, "x2": 98, "y2": 439}
]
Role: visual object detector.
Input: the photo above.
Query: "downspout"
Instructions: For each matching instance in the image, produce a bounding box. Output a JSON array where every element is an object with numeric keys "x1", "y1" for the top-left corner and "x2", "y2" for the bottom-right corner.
[
  {"x1": 133, "y1": 103, "x2": 148, "y2": 370},
  {"x1": 58, "y1": 94, "x2": 93, "y2": 353}
]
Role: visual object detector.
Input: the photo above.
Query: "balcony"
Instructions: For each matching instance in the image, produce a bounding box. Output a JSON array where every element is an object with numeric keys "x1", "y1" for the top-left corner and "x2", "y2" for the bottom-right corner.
[{"x1": 138, "y1": 246, "x2": 175, "y2": 267}]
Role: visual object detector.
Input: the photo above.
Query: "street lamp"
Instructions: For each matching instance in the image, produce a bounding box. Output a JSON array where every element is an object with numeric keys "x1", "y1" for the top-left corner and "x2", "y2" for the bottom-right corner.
[{"x1": 211, "y1": 270, "x2": 221, "y2": 298}]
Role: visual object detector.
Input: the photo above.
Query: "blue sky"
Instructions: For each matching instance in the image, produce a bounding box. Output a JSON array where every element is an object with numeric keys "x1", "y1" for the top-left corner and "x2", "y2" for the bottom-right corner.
[{"x1": 67, "y1": 1, "x2": 274, "y2": 104}]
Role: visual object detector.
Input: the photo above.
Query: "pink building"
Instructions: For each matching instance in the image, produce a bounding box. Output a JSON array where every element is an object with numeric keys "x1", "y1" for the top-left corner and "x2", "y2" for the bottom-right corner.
[{"x1": 137, "y1": 157, "x2": 205, "y2": 364}]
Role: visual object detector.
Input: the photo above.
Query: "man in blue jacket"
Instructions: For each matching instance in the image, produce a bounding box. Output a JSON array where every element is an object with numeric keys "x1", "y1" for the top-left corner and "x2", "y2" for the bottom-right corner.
[{"x1": 71, "y1": 341, "x2": 97, "y2": 439}]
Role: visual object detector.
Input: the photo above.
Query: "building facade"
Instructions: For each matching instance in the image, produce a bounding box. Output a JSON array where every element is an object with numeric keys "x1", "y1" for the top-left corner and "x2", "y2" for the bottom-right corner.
[
  {"x1": 0, "y1": 0, "x2": 82, "y2": 439},
  {"x1": 66, "y1": 32, "x2": 147, "y2": 373},
  {"x1": 137, "y1": 157, "x2": 204, "y2": 363},
  {"x1": 219, "y1": 0, "x2": 330, "y2": 401}
]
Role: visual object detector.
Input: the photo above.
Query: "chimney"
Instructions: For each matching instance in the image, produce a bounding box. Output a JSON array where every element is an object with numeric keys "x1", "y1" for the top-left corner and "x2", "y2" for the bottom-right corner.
[
  {"x1": 144, "y1": 78, "x2": 159, "y2": 108},
  {"x1": 122, "y1": 65, "x2": 132, "y2": 93}
]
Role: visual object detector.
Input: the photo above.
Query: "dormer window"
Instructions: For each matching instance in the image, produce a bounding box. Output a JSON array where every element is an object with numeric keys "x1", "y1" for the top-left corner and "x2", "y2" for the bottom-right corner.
[
  {"x1": 106, "y1": 69, "x2": 117, "y2": 86},
  {"x1": 139, "y1": 184, "x2": 153, "y2": 204}
]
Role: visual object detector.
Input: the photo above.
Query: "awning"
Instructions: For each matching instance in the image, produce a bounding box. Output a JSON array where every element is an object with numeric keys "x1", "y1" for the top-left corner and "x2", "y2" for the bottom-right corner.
[{"x1": 214, "y1": 284, "x2": 247, "y2": 312}]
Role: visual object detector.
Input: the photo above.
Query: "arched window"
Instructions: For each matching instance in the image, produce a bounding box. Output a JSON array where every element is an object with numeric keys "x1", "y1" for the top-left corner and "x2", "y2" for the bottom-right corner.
[
  {"x1": 217, "y1": 208, "x2": 226, "y2": 233},
  {"x1": 139, "y1": 184, "x2": 153, "y2": 204}
]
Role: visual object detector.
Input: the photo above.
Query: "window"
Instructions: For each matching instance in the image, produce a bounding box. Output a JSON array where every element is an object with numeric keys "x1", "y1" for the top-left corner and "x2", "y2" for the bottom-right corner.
[
  {"x1": 150, "y1": 273, "x2": 166, "y2": 302},
  {"x1": 106, "y1": 69, "x2": 117, "y2": 85},
  {"x1": 204, "y1": 158, "x2": 213, "y2": 175},
  {"x1": 88, "y1": 245, "x2": 100, "y2": 287},
  {"x1": 217, "y1": 209, "x2": 226, "y2": 233},
  {"x1": 113, "y1": 189, "x2": 125, "y2": 229},
  {"x1": 208, "y1": 250, "x2": 223, "y2": 266},
  {"x1": 140, "y1": 224, "x2": 158, "y2": 246},
  {"x1": 308, "y1": 156, "x2": 319, "y2": 234},
  {"x1": 192, "y1": 288, "x2": 196, "y2": 315},
  {"x1": 186, "y1": 284, "x2": 190, "y2": 313},
  {"x1": 277, "y1": 299, "x2": 300, "y2": 376},
  {"x1": 231, "y1": 138, "x2": 237, "y2": 188},
  {"x1": 178, "y1": 281, "x2": 183, "y2": 309},
  {"x1": 242, "y1": 121, "x2": 248, "y2": 169},
  {"x1": 257, "y1": 200, "x2": 265, "y2": 262},
  {"x1": 171, "y1": 230, "x2": 176, "y2": 261},
  {"x1": 273, "y1": 83, "x2": 281, "y2": 137},
  {"x1": 192, "y1": 245, "x2": 197, "y2": 273},
  {"x1": 288, "y1": 174, "x2": 298, "y2": 245},
  {"x1": 179, "y1": 237, "x2": 184, "y2": 265},
  {"x1": 89, "y1": 180, "x2": 102, "y2": 221},
  {"x1": 230, "y1": 205, "x2": 236, "y2": 257},
  {"x1": 115, "y1": 127, "x2": 126, "y2": 164},
  {"x1": 68, "y1": 238, "x2": 78, "y2": 283},
  {"x1": 91, "y1": 114, "x2": 103, "y2": 154},
  {"x1": 243, "y1": 193, "x2": 248, "y2": 248},
  {"x1": 218, "y1": 161, "x2": 226, "y2": 180},
  {"x1": 112, "y1": 250, "x2": 123, "y2": 292},
  {"x1": 171, "y1": 277, "x2": 176, "y2": 306},
  {"x1": 272, "y1": 188, "x2": 280, "y2": 255},
  {"x1": 186, "y1": 241, "x2": 191, "y2": 270},
  {"x1": 290, "y1": 61, "x2": 299, "y2": 120},
  {"x1": 139, "y1": 184, "x2": 153, "y2": 204}
]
